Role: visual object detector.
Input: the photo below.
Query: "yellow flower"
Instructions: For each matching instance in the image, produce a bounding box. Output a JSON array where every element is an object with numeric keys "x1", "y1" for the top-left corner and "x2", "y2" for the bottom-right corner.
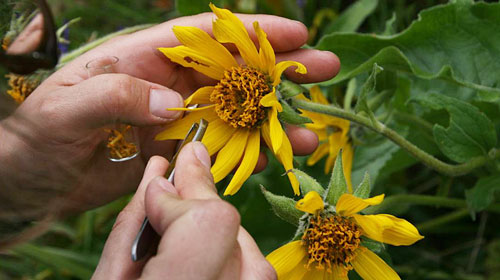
[
  {"x1": 299, "y1": 86, "x2": 354, "y2": 192},
  {"x1": 267, "y1": 191, "x2": 424, "y2": 279},
  {"x1": 5, "y1": 73, "x2": 39, "y2": 104},
  {"x1": 155, "y1": 4, "x2": 306, "y2": 195}
]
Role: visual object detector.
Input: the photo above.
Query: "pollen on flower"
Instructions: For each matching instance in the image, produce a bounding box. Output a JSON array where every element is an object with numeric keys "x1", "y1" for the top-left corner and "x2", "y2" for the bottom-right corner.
[
  {"x1": 5, "y1": 73, "x2": 38, "y2": 104},
  {"x1": 104, "y1": 125, "x2": 138, "y2": 159},
  {"x1": 210, "y1": 66, "x2": 271, "y2": 128},
  {"x1": 302, "y1": 214, "x2": 362, "y2": 274}
]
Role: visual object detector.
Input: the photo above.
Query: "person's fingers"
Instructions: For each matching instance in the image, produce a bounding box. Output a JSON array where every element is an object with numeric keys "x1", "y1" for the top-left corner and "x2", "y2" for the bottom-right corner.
[
  {"x1": 7, "y1": 14, "x2": 44, "y2": 55},
  {"x1": 161, "y1": 13, "x2": 308, "y2": 52},
  {"x1": 237, "y1": 228, "x2": 277, "y2": 280},
  {"x1": 92, "y1": 156, "x2": 172, "y2": 279},
  {"x1": 46, "y1": 13, "x2": 309, "y2": 89},
  {"x1": 277, "y1": 49, "x2": 340, "y2": 84},
  {"x1": 22, "y1": 73, "x2": 184, "y2": 133},
  {"x1": 141, "y1": 176, "x2": 240, "y2": 279},
  {"x1": 174, "y1": 141, "x2": 219, "y2": 200},
  {"x1": 286, "y1": 125, "x2": 319, "y2": 156}
]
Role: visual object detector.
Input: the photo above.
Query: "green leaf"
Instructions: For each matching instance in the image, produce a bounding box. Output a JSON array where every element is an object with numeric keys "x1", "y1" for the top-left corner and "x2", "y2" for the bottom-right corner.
[
  {"x1": 316, "y1": 1, "x2": 500, "y2": 96},
  {"x1": 292, "y1": 169, "x2": 325, "y2": 196},
  {"x1": 175, "y1": 0, "x2": 222, "y2": 16},
  {"x1": 11, "y1": 243, "x2": 96, "y2": 279},
  {"x1": 415, "y1": 93, "x2": 497, "y2": 163},
  {"x1": 325, "y1": 150, "x2": 348, "y2": 205},
  {"x1": 354, "y1": 63, "x2": 383, "y2": 115},
  {"x1": 351, "y1": 123, "x2": 408, "y2": 186},
  {"x1": 353, "y1": 172, "x2": 371, "y2": 199},
  {"x1": 361, "y1": 238, "x2": 386, "y2": 254},
  {"x1": 278, "y1": 100, "x2": 312, "y2": 125},
  {"x1": 279, "y1": 80, "x2": 307, "y2": 99},
  {"x1": 322, "y1": 0, "x2": 378, "y2": 34},
  {"x1": 261, "y1": 186, "x2": 303, "y2": 226},
  {"x1": 465, "y1": 174, "x2": 500, "y2": 214}
]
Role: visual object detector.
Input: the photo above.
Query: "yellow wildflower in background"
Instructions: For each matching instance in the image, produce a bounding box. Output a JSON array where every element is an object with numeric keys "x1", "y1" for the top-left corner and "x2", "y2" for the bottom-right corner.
[
  {"x1": 267, "y1": 191, "x2": 424, "y2": 279},
  {"x1": 298, "y1": 86, "x2": 354, "y2": 191},
  {"x1": 155, "y1": 4, "x2": 306, "y2": 195},
  {"x1": 5, "y1": 73, "x2": 38, "y2": 104}
]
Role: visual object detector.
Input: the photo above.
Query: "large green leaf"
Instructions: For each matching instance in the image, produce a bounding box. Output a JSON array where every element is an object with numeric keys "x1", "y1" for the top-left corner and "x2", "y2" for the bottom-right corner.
[
  {"x1": 316, "y1": 1, "x2": 500, "y2": 96},
  {"x1": 465, "y1": 174, "x2": 500, "y2": 215},
  {"x1": 322, "y1": 0, "x2": 378, "y2": 34},
  {"x1": 415, "y1": 93, "x2": 497, "y2": 163}
]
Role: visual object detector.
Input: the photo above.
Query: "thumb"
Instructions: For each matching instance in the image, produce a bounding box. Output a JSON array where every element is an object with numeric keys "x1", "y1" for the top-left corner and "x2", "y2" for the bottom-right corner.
[{"x1": 42, "y1": 73, "x2": 184, "y2": 130}]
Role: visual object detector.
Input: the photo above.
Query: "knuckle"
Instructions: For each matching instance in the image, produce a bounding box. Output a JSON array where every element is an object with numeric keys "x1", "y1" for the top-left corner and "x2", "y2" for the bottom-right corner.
[
  {"x1": 192, "y1": 200, "x2": 240, "y2": 230},
  {"x1": 101, "y1": 74, "x2": 144, "y2": 118},
  {"x1": 256, "y1": 260, "x2": 278, "y2": 280}
]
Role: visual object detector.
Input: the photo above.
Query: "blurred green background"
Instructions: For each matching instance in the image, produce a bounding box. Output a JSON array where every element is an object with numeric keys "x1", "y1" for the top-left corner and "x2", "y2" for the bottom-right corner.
[{"x1": 1, "y1": 0, "x2": 500, "y2": 279}]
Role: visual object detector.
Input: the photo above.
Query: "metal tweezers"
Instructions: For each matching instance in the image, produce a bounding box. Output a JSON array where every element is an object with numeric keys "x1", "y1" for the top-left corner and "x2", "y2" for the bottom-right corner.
[{"x1": 131, "y1": 118, "x2": 208, "y2": 261}]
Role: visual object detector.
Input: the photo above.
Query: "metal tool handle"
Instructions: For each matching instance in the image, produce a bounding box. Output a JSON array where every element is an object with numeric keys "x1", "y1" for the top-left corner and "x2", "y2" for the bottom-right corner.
[{"x1": 131, "y1": 119, "x2": 208, "y2": 261}]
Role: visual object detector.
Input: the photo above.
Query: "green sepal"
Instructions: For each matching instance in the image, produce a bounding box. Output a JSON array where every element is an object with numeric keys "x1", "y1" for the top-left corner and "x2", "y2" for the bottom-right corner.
[
  {"x1": 325, "y1": 150, "x2": 348, "y2": 205},
  {"x1": 279, "y1": 80, "x2": 308, "y2": 99},
  {"x1": 353, "y1": 172, "x2": 371, "y2": 199},
  {"x1": 278, "y1": 100, "x2": 312, "y2": 125},
  {"x1": 292, "y1": 169, "x2": 325, "y2": 196},
  {"x1": 261, "y1": 186, "x2": 303, "y2": 226},
  {"x1": 361, "y1": 237, "x2": 386, "y2": 254}
]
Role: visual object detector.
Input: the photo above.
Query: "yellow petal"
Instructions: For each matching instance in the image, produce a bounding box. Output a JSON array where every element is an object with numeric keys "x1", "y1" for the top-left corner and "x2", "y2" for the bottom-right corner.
[
  {"x1": 261, "y1": 121, "x2": 300, "y2": 195},
  {"x1": 279, "y1": 259, "x2": 308, "y2": 280},
  {"x1": 353, "y1": 214, "x2": 424, "y2": 246},
  {"x1": 172, "y1": 25, "x2": 237, "y2": 70},
  {"x1": 342, "y1": 143, "x2": 354, "y2": 193},
  {"x1": 253, "y1": 21, "x2": 275, "y2": 74},
  {"x1": 203, "y1": 119, "x2": 236, "y2": 156},
  {"x1": 271, "y1": 60, "x2": 307, "y2": 86},
  {"x1": 211, "y1": 128, "x2": 249, "y2": 183},
  {"x1": 260, "y1": 88, "x2": 283, "y2": 112},
  {"x1": 306, "y1": 142, "x2": 329, "y2": 166},
  {"x1": 158, "y1": 46, "x2": 224, "y2": 80},
  {"x1": 336, "y1": 193, "x2": 385, "y2": 217},
  {"x1": 210, "y1": 3, "x2": 260, "y2": 68},
  {"x1": 184, "y1": 86, "x2": 214, "y2": 106},
  {"x1": 324, "y1": 132, "x2": 345, "y2": 174},
  {"x1": 331, "y1": 266, "x2": 349, "y2": 280},
  {"x1": 266, "y1": 240, "x2": 307, "y2": 278},
  {"x1": 267, "y1": 108, "x2": 283, "y2": 154},
  {"x1": 295, "y1": 191, "x2": 324, "y2": 214},
  {"x1": 155, "y1": 107, "x2": 218, "y2": 140},
  {"x1": 351, "y1": 248, "x2": 400, "y2": 280},
  {"x1": 306, "y1": 126, "x2": 328, "y2": 141},
  {"x1": 224, "y1": 129, "x2": 260, "y2": 195},
  {"x1": 310, "y1": 85, "x2": 329, "y2": 105}
]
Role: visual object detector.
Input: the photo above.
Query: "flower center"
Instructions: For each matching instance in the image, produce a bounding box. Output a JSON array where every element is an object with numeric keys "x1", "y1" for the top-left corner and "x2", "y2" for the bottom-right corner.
[
  {"x1": 302, "y1": 214, "x2": 362, "y2": 273},
  {"x1": 210, "y1": 66, "x2": 271, "y2": 128}
]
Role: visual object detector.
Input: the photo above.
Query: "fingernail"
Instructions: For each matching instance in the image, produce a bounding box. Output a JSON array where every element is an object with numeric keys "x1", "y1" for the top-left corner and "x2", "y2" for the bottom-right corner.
[
  {"x1": 192, "y1": 142, "x2": 211, "y2": 169},
  {"x1": 154, "y1": 176, "x2": 177, "y2": 194},
  {"x1": 149, "y1": 88, "x2": 183, "y2": 119}
]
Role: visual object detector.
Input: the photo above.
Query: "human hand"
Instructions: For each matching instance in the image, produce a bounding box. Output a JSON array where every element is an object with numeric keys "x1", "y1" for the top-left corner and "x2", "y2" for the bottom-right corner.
[
  {"x1": 92, "y1": 142, "x2": 276, "y2": 279},
  {"x1": 0, "y1": 12, "x2": 340, "y2": 216}
]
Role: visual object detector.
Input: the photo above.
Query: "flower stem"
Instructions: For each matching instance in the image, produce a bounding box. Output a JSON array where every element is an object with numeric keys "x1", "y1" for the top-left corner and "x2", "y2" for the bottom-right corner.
[
  {"x1": 416, "y1": 209, "x2": 470, "y2": 232},
  {"x1": 292, "y1": 98, "x2": 500, "y2": 177},
  {"x1": 58, "y1": 24, "x2": 154, "y2": 66}
]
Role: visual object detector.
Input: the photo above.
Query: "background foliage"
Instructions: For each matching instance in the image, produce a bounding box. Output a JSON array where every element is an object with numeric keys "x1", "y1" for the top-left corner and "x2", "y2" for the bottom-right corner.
[{"x1": 1, "y1": 0, "x2": 500, "y2": 279}]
